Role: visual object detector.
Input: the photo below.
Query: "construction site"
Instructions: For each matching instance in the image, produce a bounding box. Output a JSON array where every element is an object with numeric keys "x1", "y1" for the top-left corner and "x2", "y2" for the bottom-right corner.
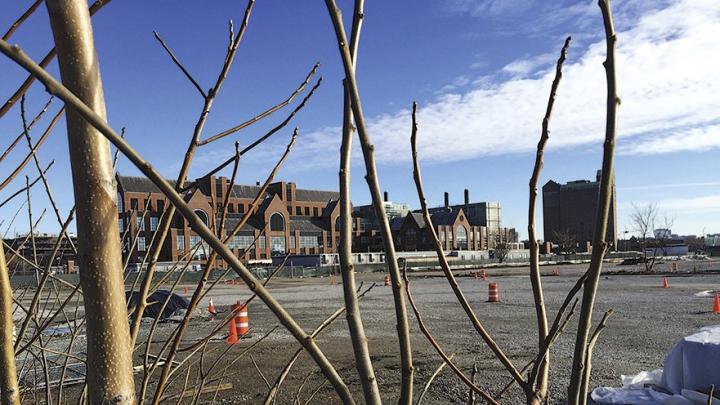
[{"x1": 9, "y1": 258, "x2": 720, "y2": 403}]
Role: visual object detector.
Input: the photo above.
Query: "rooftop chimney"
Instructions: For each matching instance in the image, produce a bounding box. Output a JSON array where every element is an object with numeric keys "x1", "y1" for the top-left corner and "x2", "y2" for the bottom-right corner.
[
  {"x1": 444, "y1": 192, "x2": 449, "y2": 208},
  {"x1": 384, "y1": 191, "x2": 388, "y2": 202},
  {"x1": 464, "y1": 189, "x2": 469, "y2": 206}
]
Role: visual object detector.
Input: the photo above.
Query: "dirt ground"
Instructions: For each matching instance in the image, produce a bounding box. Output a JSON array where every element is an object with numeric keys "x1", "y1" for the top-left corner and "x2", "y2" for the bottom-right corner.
[{"x1": 21, "y1": 259, "x2": 720, "y2": 404}]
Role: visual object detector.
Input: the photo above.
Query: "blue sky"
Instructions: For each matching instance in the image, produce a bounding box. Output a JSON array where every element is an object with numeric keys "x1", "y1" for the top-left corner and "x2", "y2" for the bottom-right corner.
[{"x1": 1, "y1": 0, "x2": 718, "y2": 239}]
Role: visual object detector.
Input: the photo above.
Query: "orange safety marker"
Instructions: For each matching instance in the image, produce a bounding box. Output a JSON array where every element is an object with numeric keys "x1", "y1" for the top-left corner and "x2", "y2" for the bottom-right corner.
[
  {"x1": 663, "y1": 277, "x2": 669, "y2": 289},
  {"x1": 226, "y1": 319, "x2": 238, "y2": 345},
  {"x1": 384, "y1": 275, "x2": 391, "y2": 286},
  {"x1": 713, "y1": 291, "x2": 720, "y2": 315},
  {"x1": 208, "y1": 299, "x2": 216, "y2": 319},
  {"x1": 488, "y1": 282, "x2": 499, "y2": 303},
  {"x1": 234, "y1": 302, "x2": 249, "y2": 336}
]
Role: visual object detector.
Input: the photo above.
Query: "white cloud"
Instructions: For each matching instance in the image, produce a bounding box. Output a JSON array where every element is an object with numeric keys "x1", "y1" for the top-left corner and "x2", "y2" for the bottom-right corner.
[
  {"x1": 501, "y1": 52, "x2": 556, "y2": 76},
  {"x1": 444, "y1": 0, "x2": 533, "y2": 17},
  {"x1": 657, "y1": 194, "x2": 720, "y2": 214},
  {"x1": 618, "y1": 182, "x2": 720, "y2": 191},
  {"x1": 293, "y1": 0, "x2": 720, "y2": 168},
  {"x1": 619, "y1": 123, "x2": 720, "y2": 155}
]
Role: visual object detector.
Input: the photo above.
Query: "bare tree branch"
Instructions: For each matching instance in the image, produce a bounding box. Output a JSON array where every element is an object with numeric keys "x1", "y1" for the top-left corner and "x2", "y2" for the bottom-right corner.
[
  {"x1": 526, "y1": 36, "x2": 571, "y2": 404},
  {"x1": 568, "y1": 1, "x2": 619, "y2": 403}
]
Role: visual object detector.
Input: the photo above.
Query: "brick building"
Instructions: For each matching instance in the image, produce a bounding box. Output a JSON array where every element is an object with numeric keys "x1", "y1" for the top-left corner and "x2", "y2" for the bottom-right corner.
[
  {"x1": 542, "y1": 170, "x2": 617, "y2": 251},
  {"x1": 353, "y1": 189, "x2": 517, "y2": 252},
  {"x1": 116, "y1": 175, "x2": 344, "y2": 266}
]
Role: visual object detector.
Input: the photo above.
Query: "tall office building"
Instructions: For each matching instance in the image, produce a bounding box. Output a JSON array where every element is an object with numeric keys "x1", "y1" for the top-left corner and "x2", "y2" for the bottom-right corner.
[{"x1": 542, "y1": 170, "x2": 617, "y2": 251}]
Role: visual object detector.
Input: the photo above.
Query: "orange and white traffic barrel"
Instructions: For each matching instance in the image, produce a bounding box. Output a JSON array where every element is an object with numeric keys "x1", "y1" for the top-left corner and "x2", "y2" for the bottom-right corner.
[
  {"x1": 235, "y1": 302, "x2": 249, "y2": 336},
  {"x1": 488, "y1": 282, "x2": 499, "y2": 303},
  {"x1": 384, "y1": 275, "x2": 390, "y2": 286}
]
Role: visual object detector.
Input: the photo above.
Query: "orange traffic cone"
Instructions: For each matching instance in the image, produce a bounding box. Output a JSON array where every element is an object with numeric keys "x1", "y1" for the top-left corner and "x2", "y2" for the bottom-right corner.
[
  {"x1": 226, "y1": 319, "x2": 238, "y2": 345},
  {"x1": 488, "y1": 282, "x2": 499, "y2": 303},
  {"x1": 481, "y1": 270, "x2": 487, "y2": 281},
  {"x1": 713, "y1": 291, "x2": 720, "y2": 315},
  {"x1": 384, "y1": 275, "x2": 390, "y2": 286},
  {"x1": 208, "y1": 299, "x2": 216, "y2": 319},
  {"x1": 663, "y1": 277, "x2": 669, "y2": 289}
]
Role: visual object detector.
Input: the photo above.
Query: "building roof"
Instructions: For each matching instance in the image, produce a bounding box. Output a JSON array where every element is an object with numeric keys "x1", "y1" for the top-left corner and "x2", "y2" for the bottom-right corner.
[
  {"x1": 294, "y1": 189, "x2": 340, "y2": 202},
  {"x1": 220, "y1": 214, "x2": 261, "y2": 233},
  {"x1": 117, "y1": 175, "x2": 176, "y2": 194},
  {"x1": 289, "y1": 218, "x2": 327, "y2": 233},
  {"x1": 231, "y1": 184, "x2": 266, "y2": 199},
  {"x1": 390, "y1": 216, "x2": 405, "y2": 231},
  {"x1": 408, "y1": 212, "x2": 427, "y2": 228},
  {"x1": 430, "y1": 208, "x2": 461, "y2": 227}
]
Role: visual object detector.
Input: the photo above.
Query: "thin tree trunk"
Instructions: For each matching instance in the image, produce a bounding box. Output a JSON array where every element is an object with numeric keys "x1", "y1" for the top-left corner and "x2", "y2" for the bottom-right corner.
[
  {"x1": 0, "y1": 242, "x2": 20, "y2": 405},
  {"x1": 527, "y1": 36, "x2": 571, "y2": 405},
  {"x1": 324, "y1": 2, "x2": 414, "y2": 402},
  {"x1": 567, "y1": 1, "x2": 618, "y2": 404},
  {"x1": 44, "y1": 1, "x2": 135, "y2": 402},
  {"x1": 338, "y1": 1, "x2": 382, "y2": 404}
]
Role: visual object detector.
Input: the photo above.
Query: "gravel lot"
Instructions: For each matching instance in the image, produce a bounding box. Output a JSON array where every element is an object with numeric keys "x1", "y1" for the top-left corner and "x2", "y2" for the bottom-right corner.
[
  {"x1": 21, "y1": 259, "x2": 720, "y2": 404},
  {"x1": 154, "y1": 260, "x2": 719, "y2": 404}
]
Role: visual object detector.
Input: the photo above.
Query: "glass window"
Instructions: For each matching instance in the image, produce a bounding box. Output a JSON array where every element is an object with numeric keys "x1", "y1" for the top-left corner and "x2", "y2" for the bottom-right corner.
[
  {"x1": 313, "y1": 207, "x2": 319, "y2": 217},
  {"x1": 130, "y1": 198, "x2": 138, "y2": 210},
  {"x1": 228, "y1": 203, "x2": 234, "y2": 213},
  {"x1": 299, "y1": 236, "x2": 319, "y2": 248},
  {"x1": 270, "y1": 213, "x2": 285, "y2": 231},
  {"x1": 194, "y1": 209, "x2": 209, "y2": 226},
  {"x1": 150, "y1": 217, "x2": 159, "y2": 231},
  {"x1": 270, "y1": 236, "x2": 285, "y2": 253},
  {"x1": 157, "y1": 200, "x2": 164, "y2": 212},
  {"x1": 118, "y1": 219, "x2": 124, "y2": 233},
  {"x1": 116, "y1": 193, "x2": 124, "y2": 211},
  {"x1": 189, "y1": 235, "x2": 209, "y2": 258},
  {"x1": 304, "y1": 207, "x2": 310, "y2": 216},
  {"x1": 296, "y1": 206, "x2": 302, "y2": 215},
  {"x1": 259, "y1": 236, "x2": 266, "y2": 249},
  {"x1": 176, "y1": 235, "x2": 185, "y2": 251},
  {"x1": 289, "y1": 236, "x2": 296, "y2": 249},
  {"x1": 238, "y1": 204, "x2": 245, "y2": 213},
  {"x1": 457, "y1": 226, "x2": 468, "y2": 249},
  {"x1": 136, "y1": 216, "x2": 145, "y2": 231},
  {"x1": 137, "y1": 236, "x2": 146, "y2": 251}
]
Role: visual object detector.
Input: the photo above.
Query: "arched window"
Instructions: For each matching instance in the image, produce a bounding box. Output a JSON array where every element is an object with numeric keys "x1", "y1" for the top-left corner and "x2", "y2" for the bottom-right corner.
[
  {"x1": 194, "y1": 209, "x2": 209, "y2": 226},
  {"x1": 270, "y1": 213, "x2": 285, "y2": 231},
  {"x1": 457, "y1": 226, "x2": 468, "y2": 249},
  {"x1": 335, "y1": 216, "x2": 341, "y2": 231}
]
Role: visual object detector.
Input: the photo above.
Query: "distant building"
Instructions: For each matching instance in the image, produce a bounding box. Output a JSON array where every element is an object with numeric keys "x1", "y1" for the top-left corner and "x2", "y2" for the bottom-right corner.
[
  {"x1": 542, "y1": 170, "x2": 617, "y2": 251},
  {"x1": 3, "y1": 233, "x2": 77, "y2": 272},
  {"x1": 420, "y1": 190, "x2": 513, "y2": 248},
  {"x1": 116, "y1": 175, "x2": 343, "y2": 266},
  {"x1": 353, "y1": 189, "x2": 516, "y2": 252},
  {"x1": 352, "y1": 192, "x2": 412, "y2": 252}
]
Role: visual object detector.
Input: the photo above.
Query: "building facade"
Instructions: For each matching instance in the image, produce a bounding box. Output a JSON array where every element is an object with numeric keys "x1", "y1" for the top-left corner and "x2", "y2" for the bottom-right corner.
[
  {"x1": 542, "y1": 170, "x2": 617, "y2": 251},
  {"x1": 116, "y1": 175, "x2": 343, "y2": 267}
]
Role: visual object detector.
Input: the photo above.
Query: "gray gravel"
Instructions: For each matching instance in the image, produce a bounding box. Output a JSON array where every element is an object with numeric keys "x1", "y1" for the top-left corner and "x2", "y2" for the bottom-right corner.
[
  {"x1": 18, "y1": 260, "x2": 720, "y2": 404},
  {"x1": 177, "y1": 260, "x2": 720, "y2": 404}
]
